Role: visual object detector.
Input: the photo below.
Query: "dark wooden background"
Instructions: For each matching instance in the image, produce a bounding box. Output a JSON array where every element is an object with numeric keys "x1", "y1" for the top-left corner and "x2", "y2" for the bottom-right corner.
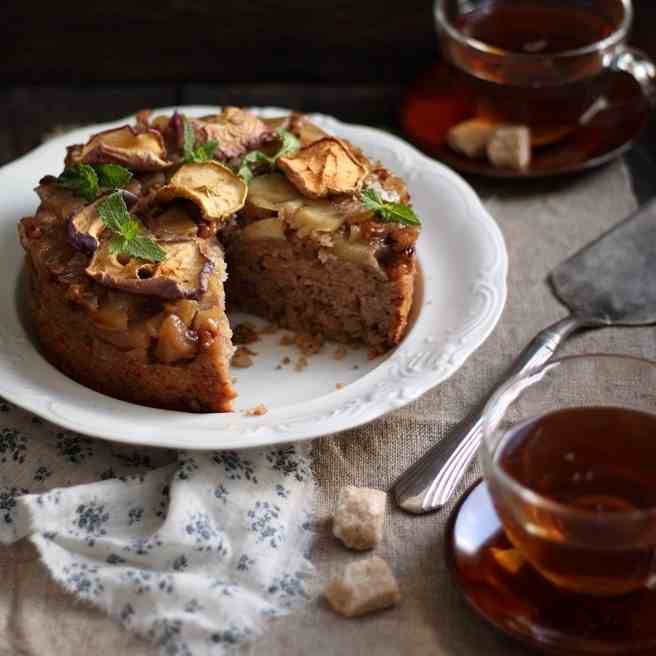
[{"x1": 1, "y1": 0, "x2": 654, "y2": 196}]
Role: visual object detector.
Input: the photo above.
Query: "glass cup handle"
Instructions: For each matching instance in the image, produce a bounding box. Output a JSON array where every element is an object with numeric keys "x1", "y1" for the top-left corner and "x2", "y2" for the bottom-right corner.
[{"x1": 609, "y1": 45, "x2": 656, "y2": 106}]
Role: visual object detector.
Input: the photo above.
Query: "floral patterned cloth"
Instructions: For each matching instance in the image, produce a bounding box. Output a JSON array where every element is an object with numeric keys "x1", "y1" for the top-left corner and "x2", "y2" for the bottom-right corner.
[{"x1": 0, "y1": 397, "x2": 315, "y2": 656}]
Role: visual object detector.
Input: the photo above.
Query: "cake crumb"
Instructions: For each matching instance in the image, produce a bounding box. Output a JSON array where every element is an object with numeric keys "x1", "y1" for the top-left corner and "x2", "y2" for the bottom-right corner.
[
  {"x1": 282, "y1": 356, "x2": 291, "y2": 365},
  {"x1": 232, "y1": 346, "x2": 257, "y2": 369},
  {"x1": 280, "y1": 332, "x2": 324, "y2": 370},
  {"x1": 244, "y1": 404, "x2": 268, "y2": 417},
  {"x1": 295, "y1": 333, "x2": 324, "y2": 356},
  {"x1": 334, "y1": 346, "x2": 348, "y2": 361},
  {"x1": 258, "y1": 323, "x2": 279, "y2": 335},
  {"x1": 233, "y1": 322, "x2": 259, "y2": 345},
  {"x1": 336, "y1": 383, "x2": 344, "y2": 390},
  {"x1": 352, "y1": 365, "x2": 360, "y2": 370}
]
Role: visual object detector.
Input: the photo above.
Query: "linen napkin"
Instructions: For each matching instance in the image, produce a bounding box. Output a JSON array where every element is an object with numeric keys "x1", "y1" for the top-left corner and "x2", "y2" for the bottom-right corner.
[{"x1": 0, "y1": 397, "x2": 316, "y2": 656}]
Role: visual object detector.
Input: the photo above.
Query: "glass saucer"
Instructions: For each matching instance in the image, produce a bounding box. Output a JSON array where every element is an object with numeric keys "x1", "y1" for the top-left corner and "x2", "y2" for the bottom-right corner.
[
  {"x1": 445, "y1": 479, "x2": 656, "y2": 654},
  {"x1": 401, "y1": 64, "x2": 649, "y2": 180}
]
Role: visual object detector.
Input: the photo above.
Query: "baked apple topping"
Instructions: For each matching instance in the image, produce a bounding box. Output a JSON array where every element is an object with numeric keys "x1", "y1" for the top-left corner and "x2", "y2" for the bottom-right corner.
[
  {"x1": 288, "y1": 114, "x2": 329, "y2": 147},
  {"x1": 242, "y1": 173, "x2": 303, "y2": 220},
  {"x1": 85, "y1": 238, "x2": 217, "y2": 300},
  {"x1": 281, "y1": 200, "x2": 344, "y2": 239},
  {"x1": 241, "y1": 217, "x2": 286, "y2": 242},
  {"x1": 155, "y1": 161, "x2": 247, "y2": 222},
  {"x1": 143, "y1": 204, "x2": 199, "y2": 241},
  {"x1": 66, "y1": 190, "x2": 138, "y2": 254},
  {"x1": 35, "y1": 181, "x2": 87, "y2": 222},
  {"x1": 278, "y1": 137, "x2": 369, "y2": 199},
  {"x1": 71, "y1": 126, "x2": 171, "y2": 172},
  {"x1": 155, "y1": 314, "x2": 199, "y2": 363},
  {"x1": 180, "y1": 107, "x2": 273, "y2": 161}
]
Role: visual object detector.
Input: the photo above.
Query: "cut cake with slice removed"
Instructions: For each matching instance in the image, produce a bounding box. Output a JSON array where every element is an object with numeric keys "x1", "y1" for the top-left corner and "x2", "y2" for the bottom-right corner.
[{"x1": 18, "y1": 107, "x2": 421, "y2": 412}]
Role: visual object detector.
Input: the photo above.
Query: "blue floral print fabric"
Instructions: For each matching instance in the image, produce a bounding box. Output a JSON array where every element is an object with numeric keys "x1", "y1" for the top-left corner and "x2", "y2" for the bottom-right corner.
[{"x1": 0, "y1": 398, "x2": 315, "y2": 655}]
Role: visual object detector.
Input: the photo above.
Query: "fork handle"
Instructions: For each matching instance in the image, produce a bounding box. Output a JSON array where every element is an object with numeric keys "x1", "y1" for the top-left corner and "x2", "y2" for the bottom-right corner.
[{"x1": 392, "y1": 316, "x2": 608, "y2": 514}]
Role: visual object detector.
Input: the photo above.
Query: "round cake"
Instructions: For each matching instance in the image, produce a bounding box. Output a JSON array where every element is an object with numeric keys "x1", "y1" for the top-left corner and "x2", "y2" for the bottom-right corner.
[{"x1": 18, "y1": 108, "x2": 421, "y2": 412}]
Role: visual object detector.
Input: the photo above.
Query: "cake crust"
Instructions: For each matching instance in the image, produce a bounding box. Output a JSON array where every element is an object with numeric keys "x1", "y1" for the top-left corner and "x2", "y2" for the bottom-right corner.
[{"x1": 25, "y1": 257, "x2": 235, "y2": 412}]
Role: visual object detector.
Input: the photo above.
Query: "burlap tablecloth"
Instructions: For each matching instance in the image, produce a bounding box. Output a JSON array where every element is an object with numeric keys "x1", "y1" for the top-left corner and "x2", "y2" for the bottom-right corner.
[{"x1": 2, "y1": 160, "x2": 654, "y2": 656}]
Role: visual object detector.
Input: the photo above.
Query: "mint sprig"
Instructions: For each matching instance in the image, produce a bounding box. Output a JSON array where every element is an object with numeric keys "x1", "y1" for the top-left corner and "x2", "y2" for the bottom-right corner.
[
  {"x1": 236, "y1": 151, "x2": 272, "y2": 184},
  {"x1": 55, "y1": 163, "x2": 132, "y2": 201},
  {"x1": 182, "y1": 117, "x2": 218, "y2": 163},
  {"x1": 276, "y1": 127, "x2": 301, "y2": 159},
  {"x1": 235, "y1": 128, "x2": 300, "y2": 183},
  {"x1": 56, "y1": 164, "x2": 99, "y2": 201},
  {"x1": 95, "y1": 164, "x2": 133, "y2": 190},
  {"x1": 360, "y1": 188, "x2": 421, "y2": 227},
  {"x1": 97, "y1": 192, "x2": 166, "y2": 263}
]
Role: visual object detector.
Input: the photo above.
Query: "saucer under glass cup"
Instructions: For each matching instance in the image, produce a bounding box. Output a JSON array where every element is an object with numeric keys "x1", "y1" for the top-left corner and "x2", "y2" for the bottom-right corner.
[
  {"x1": 447, "y1": 354, "x2": 656, "y2": 654},
  {"x1": 402, "y1": 0, "x2": 655, "y2": 178}
]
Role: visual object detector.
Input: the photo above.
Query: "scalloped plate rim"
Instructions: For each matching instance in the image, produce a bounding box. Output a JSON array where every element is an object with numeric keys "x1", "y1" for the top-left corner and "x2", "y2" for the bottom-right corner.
[{"x1": 0, "y1": 106, "x2": 508, "y2": 450}]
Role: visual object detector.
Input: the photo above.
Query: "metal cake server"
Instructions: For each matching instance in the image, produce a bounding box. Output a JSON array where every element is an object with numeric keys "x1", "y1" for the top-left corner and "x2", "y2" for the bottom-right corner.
[{"x1": 394, "y1": 198, "x2": 656, "y2": 515}]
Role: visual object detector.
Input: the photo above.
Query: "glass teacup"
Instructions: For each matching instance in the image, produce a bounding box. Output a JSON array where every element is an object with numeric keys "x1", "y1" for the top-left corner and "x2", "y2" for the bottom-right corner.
[
  {"x1": 434, "y1": 0, "x2": 656, "y2": 134},
  {"x1": 481, "y1": 354, "x2": 656, "y2": 597}
]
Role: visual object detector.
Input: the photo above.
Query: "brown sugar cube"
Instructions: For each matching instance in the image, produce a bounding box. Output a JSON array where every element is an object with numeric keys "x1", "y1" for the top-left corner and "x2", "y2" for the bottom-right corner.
[
  {"x1": 324, "y1": 556, "x2": 401, "y2": 618},
  {"x1": 487, "y1": 126, "x2": 531, "y2": 170},
  {"x1": 333, "y1": 486, "x2": 386, "y2": 551},
  {"x1": 447, "y1": 119, "x2": 498, "y2": 159}
]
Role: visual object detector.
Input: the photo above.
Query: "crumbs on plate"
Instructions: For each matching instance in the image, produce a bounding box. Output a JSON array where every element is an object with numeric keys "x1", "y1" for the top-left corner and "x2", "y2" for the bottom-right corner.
[{"x1": 244, "y1": 404, "x2": 268, "y2": 417}]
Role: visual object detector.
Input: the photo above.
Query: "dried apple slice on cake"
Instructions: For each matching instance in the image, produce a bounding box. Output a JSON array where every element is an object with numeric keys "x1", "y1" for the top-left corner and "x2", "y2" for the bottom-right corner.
[{"x1": 69, "y1": 126, "x2": 171, "y2": 171}]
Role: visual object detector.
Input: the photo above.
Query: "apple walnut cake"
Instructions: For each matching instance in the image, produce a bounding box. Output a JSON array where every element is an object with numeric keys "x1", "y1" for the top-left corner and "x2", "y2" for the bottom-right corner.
[{"x1": 18, "y1": 108, "x2": 421, "y2": 412}]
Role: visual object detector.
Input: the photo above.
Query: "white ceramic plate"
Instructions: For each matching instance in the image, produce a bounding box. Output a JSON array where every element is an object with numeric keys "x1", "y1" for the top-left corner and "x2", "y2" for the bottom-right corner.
[{"x1": 0, "y1": 106, "x2": 507, "y2": 450}]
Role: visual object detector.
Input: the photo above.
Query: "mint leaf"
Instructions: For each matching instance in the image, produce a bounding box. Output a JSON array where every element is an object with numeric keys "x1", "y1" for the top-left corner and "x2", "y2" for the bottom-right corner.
[
  {"x1": 235, "y1": 129, "x2": 298, "y2": 183},
  {"x1": 237, "y1": 162, "x2": 254, "y2": 184},
  {"x1": 181, "y1": 117, "x2": 219, "y2": 163},
  {"x1": 236, "y1": 150, "x2": 273, "y2": 183},
  {"x1": 56, "y1": 164, "x2": 99, "y2": 201},
  {"x1": 182, "y1": 116, "x2": 196, "y2": 162},
  {"x1": 193, "y1": 139, "x2": 218, "y2": 162},
  {"x1": 275, "y1": 128, "x2": 300, "y2": 159},
  {"x1": 113, "y1": 235, "x2": 167, "y2": 262},
  {"x1": 56, "y1": 163, "x2": 132, "y2": 201},
  {"x1": 98, "y1": 192, "x2": 166, "y2": 263},
  {"x1": 96, "y1": 191, "x2": 128, "y2": 233},
  {"x1": 96, "y1": 164, "x2": 133, "y2": 190},
  {"x1": 361, "y1": 188, "x2": 421, "y2": 227},
  {"x1": 108, "y1": 237, "x2": 129, "y2": 256}
]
